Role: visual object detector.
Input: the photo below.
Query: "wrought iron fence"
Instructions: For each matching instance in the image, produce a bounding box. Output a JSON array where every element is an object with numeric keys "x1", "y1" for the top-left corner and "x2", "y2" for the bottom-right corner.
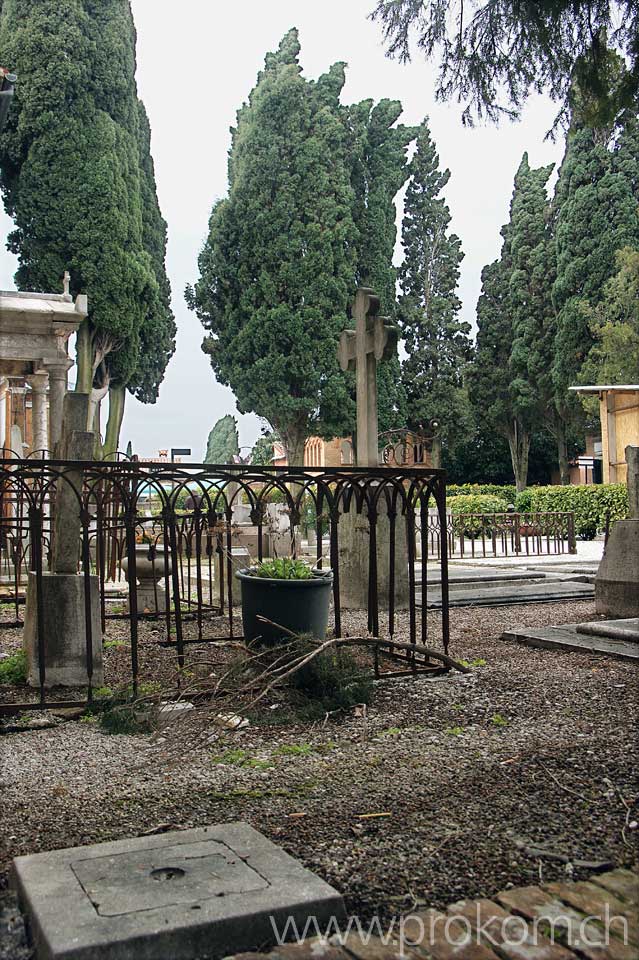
[
  {"x1": 419, "y1": 510, "x2": 577, "y2": 560},
  {"x1": 0, "y1": 459, "x2": 450, "y2": 714}
]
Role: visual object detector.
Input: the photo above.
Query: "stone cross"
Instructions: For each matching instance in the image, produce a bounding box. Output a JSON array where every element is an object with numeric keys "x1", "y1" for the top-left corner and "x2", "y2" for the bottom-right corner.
[
  {"x1": 50, "y1": 392, "x2": 95, "y2": 574},
  {"x1": 338, "y1": 287, "x2": 398, "y2": 467},
  {"x1": 627, "y1": 445, "x2": 639, "y2": 519}
]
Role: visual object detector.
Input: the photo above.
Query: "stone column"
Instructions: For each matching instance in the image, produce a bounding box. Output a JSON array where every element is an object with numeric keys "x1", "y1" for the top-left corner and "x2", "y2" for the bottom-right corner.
[
  {"x1": 46, "y1": 361, "x2": 72, "y2": 453},
  {"x1": 0, "y1": 378, "x2": 7, "y2": 453},
  {"x1": 595, "y1": 443, "x2": 639, "y2": 619},
  {"x1": 8, "y1": 380, "x2": 27, "y2": 455},
  {"x1": 627, "y1": 445, "x2": 639, "y2": 520},
  {"x1": 26, "y1": 371, "x2": 50, "y2": 456}
]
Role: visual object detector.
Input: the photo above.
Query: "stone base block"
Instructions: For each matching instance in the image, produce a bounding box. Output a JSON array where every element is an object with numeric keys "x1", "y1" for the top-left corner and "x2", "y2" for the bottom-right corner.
[
  {"x1": 595, "y1": 520, "x2": 639, "y2": 619},
  {"x1": 337, "y1": 501, "x2": 409, "y2": 610},
  {"x1": 23, "y1": 571, "x2": 103, "y2": 688},
  {"x1": 12, "y1": 822, "x2": 346, "y2": 960},
  {"x1": 132, "y1": 581, "x2": 167, "y2": 615}
]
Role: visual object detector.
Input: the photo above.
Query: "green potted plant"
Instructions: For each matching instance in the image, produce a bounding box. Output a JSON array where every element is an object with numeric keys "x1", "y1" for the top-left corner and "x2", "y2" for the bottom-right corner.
[{"x1": 236, "y1": 558, "x2": 333, "y2": 645}]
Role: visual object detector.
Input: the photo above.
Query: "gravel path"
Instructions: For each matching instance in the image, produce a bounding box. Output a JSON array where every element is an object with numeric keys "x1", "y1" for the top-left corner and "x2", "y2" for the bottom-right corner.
[{"x1": 1, "y1": 599, "x2": 637, "y2": 924}]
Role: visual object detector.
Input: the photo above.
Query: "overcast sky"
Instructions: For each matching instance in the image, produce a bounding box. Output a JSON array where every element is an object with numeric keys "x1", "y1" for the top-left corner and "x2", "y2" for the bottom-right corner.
[{"x1": 0, "y1": 0, "x2": 564, "y2": 460}]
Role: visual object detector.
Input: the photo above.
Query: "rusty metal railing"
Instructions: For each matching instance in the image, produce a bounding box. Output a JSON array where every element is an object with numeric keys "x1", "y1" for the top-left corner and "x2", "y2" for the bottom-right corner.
[{"x1": 0, "y1": 459, "x2": 450, "y2": 713}]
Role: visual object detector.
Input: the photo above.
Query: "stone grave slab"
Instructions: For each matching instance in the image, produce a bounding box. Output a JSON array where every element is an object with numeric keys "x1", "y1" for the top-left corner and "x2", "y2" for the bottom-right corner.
[
  {"x1": 12, "y1": 823, "x2": 345, "y2": 960},
  {"x1": 501, "y1": 622, "x2": 639, "y2": 661}
]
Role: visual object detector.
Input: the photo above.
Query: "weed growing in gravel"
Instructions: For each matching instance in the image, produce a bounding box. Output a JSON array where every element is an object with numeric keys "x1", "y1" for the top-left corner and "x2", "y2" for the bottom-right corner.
[
  {"x1": 460, "y1": 657, "x2": 487, "y2": 668},
  {"x1": 491, "y1": 713, "x2": 508, "y2": 727},
  {"x1": 379, "y1": 727, "x2": 402, "y2": 737},
  {"x1": 276, "y1": 743, "x2": 314, "y2": 757},
  {"x1": 84, "y1": 682, "x2": 159, "y2": 735},
  {"x1": 211, "y1": 749, "x2": 273, "y2": 769},
  {"x1": 445, "y1": 726, "x2": 464, "y2": 736},
  {"x1": 0, "y1": 650, "x2": 27, "y2": 685},
  {"x1": 103, "y1": 639, "x2": 128, "y2": 650}
]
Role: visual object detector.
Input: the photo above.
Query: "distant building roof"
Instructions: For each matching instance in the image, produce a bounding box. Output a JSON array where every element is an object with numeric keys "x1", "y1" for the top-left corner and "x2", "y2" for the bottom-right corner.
[{"x1": 569, "y1": 385, "x2": 639, "y2": 394}]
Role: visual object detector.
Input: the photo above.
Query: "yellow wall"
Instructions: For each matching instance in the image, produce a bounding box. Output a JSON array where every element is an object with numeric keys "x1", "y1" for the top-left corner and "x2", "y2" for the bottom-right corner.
[{"x1": 600, "y1": 390, "x2": 639, "y2": 484}]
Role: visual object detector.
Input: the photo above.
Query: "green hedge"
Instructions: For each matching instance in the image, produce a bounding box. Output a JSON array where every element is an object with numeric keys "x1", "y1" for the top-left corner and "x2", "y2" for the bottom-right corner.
[
  {"x1": 449, "y1": 494, "x2": 510, "y2": 536},
  {"x1": 447, "y1": 483, "x2": 517, "y2": 503},
  {"x1": 514, "y1": 484, "x2": 628, "y2": 538}
]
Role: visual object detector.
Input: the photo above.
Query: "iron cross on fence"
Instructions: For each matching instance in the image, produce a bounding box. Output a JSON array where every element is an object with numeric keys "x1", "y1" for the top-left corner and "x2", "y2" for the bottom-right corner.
[{"x1": 338, "y1": 287, "x2": 398, "y2": 468}]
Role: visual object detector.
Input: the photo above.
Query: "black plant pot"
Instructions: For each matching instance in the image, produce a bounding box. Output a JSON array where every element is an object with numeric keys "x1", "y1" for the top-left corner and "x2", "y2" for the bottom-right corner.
[{"x1": 235, "y1": 568, "x2": 334, "y2": 645}]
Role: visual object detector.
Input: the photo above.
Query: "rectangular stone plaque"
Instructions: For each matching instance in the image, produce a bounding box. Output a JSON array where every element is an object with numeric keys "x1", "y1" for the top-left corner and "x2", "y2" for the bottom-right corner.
[{"x1": 12, "y1": 823, "x2": 345, "y2": 960}]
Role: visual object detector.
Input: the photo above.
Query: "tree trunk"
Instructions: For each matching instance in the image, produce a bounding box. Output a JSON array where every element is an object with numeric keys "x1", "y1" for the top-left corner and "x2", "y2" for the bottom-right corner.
[
  {"x1": 89, "y1": 379, "x2": 109, "y2": 440},
  {"x1": 104, "y1": 384, "x2": 126, "y2": 460},
  {"x1": 75, "y1": 320, "x2": 94, "y2": 394},
  {"x1": 430, "y1": 435, "x2": 442, "y2": 469},
  {"x1": 92, "y1": 400, "x2": 104, "y2": 459},
  {"x1": 506, "y1": 420, "x2": 530, "y2": 494},
  {"x1": 282, "y1": 423, "x2": 307, "y2": 467},
  {"x1": 556, "y1": 416, "x2": 571, "y2": 485}
]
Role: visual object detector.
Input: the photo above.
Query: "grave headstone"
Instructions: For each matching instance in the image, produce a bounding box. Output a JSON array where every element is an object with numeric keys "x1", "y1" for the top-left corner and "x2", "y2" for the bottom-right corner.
[
  {"x1": 23, "y1": 393, "x2": 103, "y2": 687},
  {"x1": 595, "y1": 444, "x2": 639, "y2": 618},
  {"x1": 337, "y1": 288, "x2": 409, "y2": 609}
]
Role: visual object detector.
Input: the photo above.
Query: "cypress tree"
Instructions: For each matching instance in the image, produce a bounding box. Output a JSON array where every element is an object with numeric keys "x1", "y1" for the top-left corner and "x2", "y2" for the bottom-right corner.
[
  {"x1": 397, "y1": 120, "x2": 470, "y2": 467},
  {"x1": 204, "y1": 415, "x2": 240, "y2": 464},
  {"x1": 0, "y1": 0, "x2": 174, "y2": 454},
  {"x1": 507, "y1": 155, "x2": 562, "y2": 478},
  {"x1": 551, "y1": 108, "x2": 639, "y2": 471},
  {"x1": 472, "y1": 154, "x2": 554, "y2": 491},
  {"x1": 188, "y1": 30, "x2": 359, "y2": 465}
]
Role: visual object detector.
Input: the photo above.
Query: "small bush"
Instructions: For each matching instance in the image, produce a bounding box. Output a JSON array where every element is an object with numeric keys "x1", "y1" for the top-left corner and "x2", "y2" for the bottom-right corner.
[
  {"x1": 0, "y1": 650, "x2": 28, "y2": 685},
  {"x1": 291, "y1": 642, "x2": 372, "y2": 715},
  {"x1": 514, "y1": 483, "x2": 628, "y2": 537}
]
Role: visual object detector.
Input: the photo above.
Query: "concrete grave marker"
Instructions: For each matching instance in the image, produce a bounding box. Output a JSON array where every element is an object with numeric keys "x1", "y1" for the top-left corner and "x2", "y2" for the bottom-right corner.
[
  {"x1": 23, "y1": 392, "x2": 103, "y2": 686},
  {"x1": 337, "y1": 287, "x2": 409, "y2": 609},
  {"x1": 595, "y1": 444, "x2": 639, "y2": 618},
  {"x1": 12, "y1": 823, "x2": 345, "y2": 960}
]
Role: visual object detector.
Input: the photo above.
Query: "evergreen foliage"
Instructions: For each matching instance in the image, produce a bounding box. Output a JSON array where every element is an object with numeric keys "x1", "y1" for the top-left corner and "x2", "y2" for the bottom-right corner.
[
  {"x1": 189, "y1": 31, "x2": 416, "y2": 462},
  {"x1": 250, "y1": 431, "x2": 277, "y2": 465},
  {"x1": 515, "y1": 483, "x2": 629, "y2": 537},
  {"x1": 581, "y1": 246, "x2": 639, "y2": 385},
  {"x1": 0, "y1": 0, "x2": 174, "y2": 451},
  {"x1": 398, "y1": 120, "x2": 470, "y2": 466},
  {"x1": 204, "y1": 414, "x2": 240, "y2": 464},
  {"x1": 551, "y1": 110, "x2": 639, "y2": 464},
  {"x1": 371, "y1": 0, "x2": 639, "y2": 128},
  {"x1": 188, "y1": 31, "x2": 358, "y2": 465},
  {"x1": 471, "y1": 154, "x2": 556, "y2": 491}
]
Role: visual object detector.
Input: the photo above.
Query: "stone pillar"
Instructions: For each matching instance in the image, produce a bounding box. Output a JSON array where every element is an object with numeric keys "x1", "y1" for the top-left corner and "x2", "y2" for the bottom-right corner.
[
  {"x1": 627, "y1": 445, "x2": 639, "y2": 520},
  {"x1": 338, "y1": 500, "x2": 410, "y2": 611},
  {"x1": 8, "y1": 380, "x2": 27, "y2": 456},
  {"x1": 23, "y1": 392, "x2": 103, "y2": 687},
  {"x1": 0, "y1": 378, "x2": 7, "y2": 453},
  {"x1": 46, "y1": 361, "x2": 72, "y2": 452},
  {"x1": 26, "y1": 371, "x2": 49, "y2": 456},
  {"x1": 595, "y1": 444, "x2": 639, "y2": 618}
]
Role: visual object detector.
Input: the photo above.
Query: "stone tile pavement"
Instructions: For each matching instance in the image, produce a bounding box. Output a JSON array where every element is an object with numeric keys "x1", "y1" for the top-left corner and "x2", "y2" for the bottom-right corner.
[{"x1": 228, "y1": 869, "x2": 638, "y2": 960}]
